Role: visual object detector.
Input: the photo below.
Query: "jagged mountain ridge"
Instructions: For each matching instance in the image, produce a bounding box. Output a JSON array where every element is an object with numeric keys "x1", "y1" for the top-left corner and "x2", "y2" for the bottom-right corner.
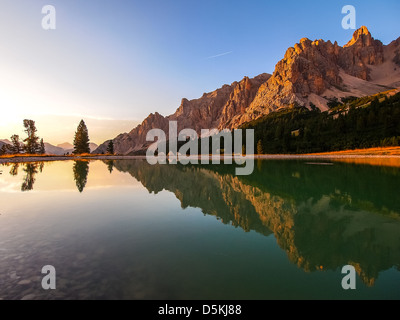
[
  {"x1": 96, "y1": 73, "x2": 270, "y2": 154},
  {"x1": 95, "y1": 27, "x2": 400, "y2": 155}
]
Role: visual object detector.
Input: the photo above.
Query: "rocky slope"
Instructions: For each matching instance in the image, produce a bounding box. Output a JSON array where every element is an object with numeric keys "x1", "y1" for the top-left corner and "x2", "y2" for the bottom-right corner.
[
  {"x1": 0, "y1": 140, "x2": 12, "y2": 152},
  {"x1": 234, "y1": 26, "x2": 396, "y2": 126},
  {"x1": 95, "y1": 74, "x2": 270, "y2": 154},
  {"x1": 44, "y1": 143, "x2": 66, "y2": 155},
  {"x1": 95, "y1": 26, "x2": 400, "y2": 154}
]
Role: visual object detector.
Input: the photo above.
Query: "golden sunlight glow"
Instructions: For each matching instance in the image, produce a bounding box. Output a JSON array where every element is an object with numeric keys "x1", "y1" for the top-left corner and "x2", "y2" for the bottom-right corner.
[
  {"x1": 0, "y1": 160, "x2": 141, "y2": 193},
  {"x1": 0, "y1": 63, "x2": 138, "y2": 145}
]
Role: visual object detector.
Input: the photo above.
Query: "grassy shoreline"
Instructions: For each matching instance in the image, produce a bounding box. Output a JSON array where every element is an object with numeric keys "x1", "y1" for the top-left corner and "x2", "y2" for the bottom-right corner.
[
  {"x1": 1, "y1": 147, "x2": 400, "y2": 165},
  {"x1": 0, "y1": 154, "x2": 147, "y2": 164}
]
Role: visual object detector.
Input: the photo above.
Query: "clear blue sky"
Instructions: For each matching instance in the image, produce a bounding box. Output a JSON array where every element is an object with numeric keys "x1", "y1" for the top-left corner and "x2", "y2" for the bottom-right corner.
[{"x1": 0, "y1": 0, "x2": 399, "y2": 144}]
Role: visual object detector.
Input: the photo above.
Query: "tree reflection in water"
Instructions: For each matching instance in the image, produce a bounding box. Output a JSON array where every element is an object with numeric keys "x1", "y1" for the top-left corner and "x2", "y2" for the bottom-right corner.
[
  {"x1": 73, "y1": 160, "x2": 89, "y2": 193},
  {"x1": 106, "y1": 160, "x2": 114, "y2": 174},
  {"x1": 9, "y1": 163, "x2": 19, "y2": 176},
  {"x1": 21, "y1": 162, "x2": 43, "y2": 192}
]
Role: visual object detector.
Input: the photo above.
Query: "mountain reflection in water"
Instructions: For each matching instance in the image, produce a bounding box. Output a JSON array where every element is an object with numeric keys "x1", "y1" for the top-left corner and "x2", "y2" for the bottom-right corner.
[
  {"x1": 112, "y1": 159, "x2": 400, "y2": 287},
  {"x1": 1, "y1": 158, "x2": 400, "y2": 290}
]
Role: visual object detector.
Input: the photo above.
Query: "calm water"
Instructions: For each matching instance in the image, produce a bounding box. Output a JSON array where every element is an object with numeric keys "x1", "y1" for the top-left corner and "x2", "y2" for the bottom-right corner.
[{"x1": 0, "y1": 159, "x2": 399, "y2": 300}]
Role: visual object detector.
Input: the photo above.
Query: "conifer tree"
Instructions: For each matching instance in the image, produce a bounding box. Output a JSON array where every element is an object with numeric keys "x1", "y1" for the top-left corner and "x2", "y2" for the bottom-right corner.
[
  {"x1": 23, "y1": 120, "x2": 40, "y2": 154},
  {"x1": 257, "y1": 140, "x2": 263, "y2": 155},
  {"x1": 106, "y1": 140, "x2": 114, "y2": 155},
  {"x1": 73, "y1": 120, "x2": 90, "y2": 154},
  {"x1": 10, "y1": 134, "x2": 22, "y2": 154},
  {"x1": 39, "y1": 138, "x2": 46, "y2": 154}
]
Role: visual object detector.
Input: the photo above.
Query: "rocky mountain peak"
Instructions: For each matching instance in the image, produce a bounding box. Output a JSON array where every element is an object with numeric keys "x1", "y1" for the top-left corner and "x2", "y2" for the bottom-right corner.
[
  {"x1": 242, "y1": 26, "x2": 388, "y2": 122},
  {"x1": 94, "y1": 28, "x2": 399, "y2": 155},
  {"x1": 339, "y1": 26, "x2": 384, "y2": 80},
  {"x1": 344, "y1": 26, "x2": 372, "y2": 48}
]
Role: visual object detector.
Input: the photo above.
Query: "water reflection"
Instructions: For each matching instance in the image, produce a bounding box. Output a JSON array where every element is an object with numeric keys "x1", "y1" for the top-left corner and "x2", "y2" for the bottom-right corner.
[
  {"x1": 2, "y1": 158, "x2": 400, "y2": 288},
  {"x1": 106, "y1": 160, "x2": 114, "y2": 174},
  {"x1": 9, "y1": 163, "x2": 19, "y2": 176},
  {"x1": 73, "y1": 160, "x2": 89, "y2": 193},
  {"x1": 3, "y1": 161, "x2": 88, "y2": 193},
  {"x1": 111, "y1": 160, "x2": 400, "y2": 287},
  {"x1": 21, "y1": 162, "x2": 44, "y2": 192}
]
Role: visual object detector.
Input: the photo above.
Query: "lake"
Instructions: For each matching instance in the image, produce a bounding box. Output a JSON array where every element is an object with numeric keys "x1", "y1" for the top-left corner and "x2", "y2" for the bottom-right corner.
[{"x1": 0, "y1": 159, "x2": 399, "y2": 300}]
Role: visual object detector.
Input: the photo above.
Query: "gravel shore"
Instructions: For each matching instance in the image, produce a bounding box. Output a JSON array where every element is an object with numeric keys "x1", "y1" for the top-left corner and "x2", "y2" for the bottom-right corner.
[
  {"x1": 0, "y1": 155, "x2": 147, "y2": 164},
  {"x1": 1, "y1": 153, "x2": 400, "y2": 165}
]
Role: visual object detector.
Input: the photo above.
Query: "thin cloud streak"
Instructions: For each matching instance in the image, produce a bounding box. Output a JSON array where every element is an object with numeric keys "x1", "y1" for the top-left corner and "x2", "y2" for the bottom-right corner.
[{"x1": 206, "y1": 51, "x2": 233, "y2": 59}]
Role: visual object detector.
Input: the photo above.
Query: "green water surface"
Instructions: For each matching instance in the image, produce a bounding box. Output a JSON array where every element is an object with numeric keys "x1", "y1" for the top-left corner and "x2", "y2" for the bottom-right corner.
[{"x1": 0, "y1": 159, "x2": 399, "y2": 300}]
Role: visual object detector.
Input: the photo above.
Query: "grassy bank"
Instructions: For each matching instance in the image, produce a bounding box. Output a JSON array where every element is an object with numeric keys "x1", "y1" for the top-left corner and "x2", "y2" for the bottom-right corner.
[{"x1": 1, "y1": 147, "x2": 400, "y2": 164}]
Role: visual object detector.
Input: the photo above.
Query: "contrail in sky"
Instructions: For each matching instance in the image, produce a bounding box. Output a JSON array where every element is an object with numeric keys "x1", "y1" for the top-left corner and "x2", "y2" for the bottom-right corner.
[{"x1": 206, "y1": 51, "x2": 233, "y2": 59}]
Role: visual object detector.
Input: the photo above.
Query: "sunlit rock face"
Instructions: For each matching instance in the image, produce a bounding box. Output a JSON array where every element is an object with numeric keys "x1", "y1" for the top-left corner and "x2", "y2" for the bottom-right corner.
[
  {"x1": 94, "y1": 73, "x2": 271, "y2": 155},
  {"x1": 95, "y1": 27, "x2": 400, "y2": 154}
]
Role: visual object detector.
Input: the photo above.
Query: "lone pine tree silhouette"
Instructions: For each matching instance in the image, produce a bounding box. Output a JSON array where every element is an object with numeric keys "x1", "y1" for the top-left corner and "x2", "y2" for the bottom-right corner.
[{"x1": 73, "y1": 120, "x2": 90, "y2": 154}]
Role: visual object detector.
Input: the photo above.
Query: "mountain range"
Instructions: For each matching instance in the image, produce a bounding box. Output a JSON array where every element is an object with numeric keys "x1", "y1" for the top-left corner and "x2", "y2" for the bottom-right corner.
[
  {"x1": 45, "y1": 142, "x2": 99, "y2": 155},
  {"x1": 94, "y1": 27, "x2": 398, "y2": 154},
  {"x1": 0, "y1": 139, "x2": 11, "y2": 151},
  {"x1": 0, "y1": 140, "x2": 98, "y2": 155}
]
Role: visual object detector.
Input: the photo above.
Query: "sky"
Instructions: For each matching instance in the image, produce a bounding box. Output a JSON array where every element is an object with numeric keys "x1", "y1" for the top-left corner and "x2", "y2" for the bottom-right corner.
[{"x1": 0, "y1": 0, "x2": 399, "y2": 145}]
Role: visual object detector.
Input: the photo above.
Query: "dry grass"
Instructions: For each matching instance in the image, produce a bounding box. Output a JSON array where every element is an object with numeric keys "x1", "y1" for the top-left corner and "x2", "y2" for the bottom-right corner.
[
  {"x1": 302, "y1": 147, "x2": 400, "y2": 168},
  {"x1": 305, "y1": 147, "x2": 400, "y2": 156},
  {"x1": 0, "y1": 153, "x2": 111, "y2": 159},
  {"x1": 2, "y1": 148, "x2": 400, "y2": 168},
  {"x1": 0, "y1": 153, "x2": 58, "y2": 159},
  {"x1": 0, "y1": 153, "x2": 114, "y2": 164}
]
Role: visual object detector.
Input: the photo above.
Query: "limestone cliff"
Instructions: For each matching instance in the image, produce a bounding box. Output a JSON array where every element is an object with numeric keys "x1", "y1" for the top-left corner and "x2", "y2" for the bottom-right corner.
[{"x1": 95, "y1": 27, "x2": 400, "y2": 154}]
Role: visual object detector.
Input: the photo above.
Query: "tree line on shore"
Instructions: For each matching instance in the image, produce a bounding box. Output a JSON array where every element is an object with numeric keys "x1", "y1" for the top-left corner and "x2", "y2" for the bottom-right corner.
[
  {"x1": 140, "y1": 92, "x2": 400, "y2": 156},
  {"x1": 0, "y1": 119, "x2": 114, "y2": 156},
  {"x1": 0, "y1": 120, "x2": 46, "y2": 156},
  {"x1": 3, "y1": 91, "x2": 399, "y2": 157},
  {"x1": 242, "y1": 91, "x2": 400, "y2": 154}
]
